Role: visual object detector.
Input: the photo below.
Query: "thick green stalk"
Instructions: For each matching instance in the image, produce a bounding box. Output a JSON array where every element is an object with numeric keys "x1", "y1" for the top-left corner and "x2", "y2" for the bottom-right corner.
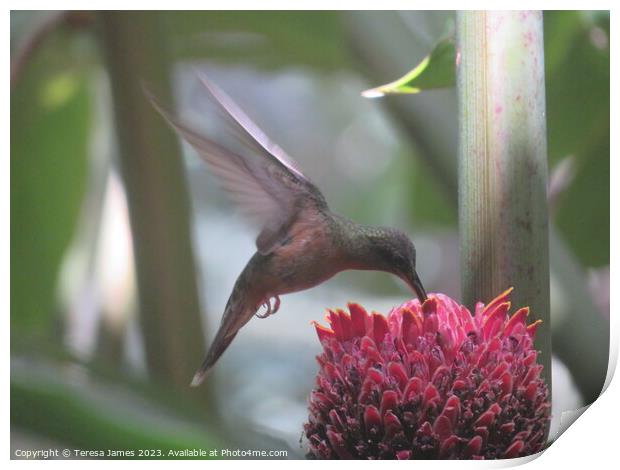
[
  {"x1": 456, "y1": 12, "x2": 551, "y2": 389},
  {"x1": 99, "y1": 12, "x2": 207, "y2": 392}
]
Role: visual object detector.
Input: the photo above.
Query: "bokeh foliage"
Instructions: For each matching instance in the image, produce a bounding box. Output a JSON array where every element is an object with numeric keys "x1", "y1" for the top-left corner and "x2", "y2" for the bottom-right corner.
[
  {"x1": 544, "y1": 11, "x2": 609, "y2": 267},
  {"x1": 11, "y1": 29, "x2": 91, "y2": 336}
]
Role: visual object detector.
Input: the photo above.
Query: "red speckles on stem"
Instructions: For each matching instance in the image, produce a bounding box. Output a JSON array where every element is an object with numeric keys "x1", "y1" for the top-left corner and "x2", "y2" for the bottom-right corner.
[{"x1": 524, "y1": 30, "x2": 534, "y2": 46}]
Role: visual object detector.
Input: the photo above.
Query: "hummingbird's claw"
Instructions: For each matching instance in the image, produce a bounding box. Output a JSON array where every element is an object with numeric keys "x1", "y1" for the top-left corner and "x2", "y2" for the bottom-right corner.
[{"x1": 255, "y1": 296, "x2": 281, "y2": 319}]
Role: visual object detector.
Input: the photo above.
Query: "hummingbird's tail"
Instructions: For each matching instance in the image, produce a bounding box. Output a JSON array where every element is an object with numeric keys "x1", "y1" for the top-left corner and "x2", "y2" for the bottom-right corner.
[
  {"x1": 190, "y1": 329, "x2": 238, "y2": 387},
  {"x1": 190, "y1": 272, "x2": 259, "y2": 387}
]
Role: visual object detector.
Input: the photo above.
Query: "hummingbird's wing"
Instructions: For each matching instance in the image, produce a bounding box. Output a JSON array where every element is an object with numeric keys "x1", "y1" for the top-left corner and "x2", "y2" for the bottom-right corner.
[{"x1": 146, "y1": 76, "x2": 328, "y2": 255}]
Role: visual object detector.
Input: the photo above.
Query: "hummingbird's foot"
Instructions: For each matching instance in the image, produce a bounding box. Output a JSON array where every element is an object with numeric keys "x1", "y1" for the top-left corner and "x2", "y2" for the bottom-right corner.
[
  {"x1": 255, "y1": 301, "x2": 272, "y2": 319},
  {"x1": 255, "y1": 296, "x2": 281, "y2": 319}
]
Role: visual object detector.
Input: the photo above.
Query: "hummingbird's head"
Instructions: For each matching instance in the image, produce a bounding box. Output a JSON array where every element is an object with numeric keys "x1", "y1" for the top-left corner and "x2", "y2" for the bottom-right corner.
[{"x1": 364, "y1": 228, "x2": 428, "y2": 302}]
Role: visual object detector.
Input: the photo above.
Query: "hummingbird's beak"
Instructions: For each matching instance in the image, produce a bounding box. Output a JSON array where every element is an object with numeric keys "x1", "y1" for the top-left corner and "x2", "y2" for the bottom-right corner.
[{"x1": 404, "y1": 268, "x2": 428, "y2": 302}]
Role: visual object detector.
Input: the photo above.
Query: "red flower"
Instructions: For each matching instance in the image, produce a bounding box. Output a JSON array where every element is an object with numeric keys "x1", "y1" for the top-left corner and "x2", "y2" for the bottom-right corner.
[{"x1": 304, "y1": 289, "x2": 550, "y2": 459}]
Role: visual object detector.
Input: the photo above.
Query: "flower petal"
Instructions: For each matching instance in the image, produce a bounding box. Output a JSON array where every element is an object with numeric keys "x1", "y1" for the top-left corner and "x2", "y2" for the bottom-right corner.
[{"x1": 348, "y1": 302, "x2": 369, "y2": 337}]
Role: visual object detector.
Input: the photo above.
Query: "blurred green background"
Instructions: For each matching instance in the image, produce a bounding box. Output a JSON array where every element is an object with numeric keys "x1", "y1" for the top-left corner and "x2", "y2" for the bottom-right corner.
[{"x1": 11, "y1": 10, "x2": 609, "y2": 458}]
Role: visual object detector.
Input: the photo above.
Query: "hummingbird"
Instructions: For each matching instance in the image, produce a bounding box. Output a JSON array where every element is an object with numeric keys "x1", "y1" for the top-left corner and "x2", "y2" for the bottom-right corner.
[{"x1": 148, "y1": 75, "x2": 427, "y2": 387}]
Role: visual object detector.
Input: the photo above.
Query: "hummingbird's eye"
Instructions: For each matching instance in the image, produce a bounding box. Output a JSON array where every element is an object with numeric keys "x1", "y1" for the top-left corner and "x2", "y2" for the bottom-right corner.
[{"x1": 393, "y1": 253, "x2": 407, "y2": 270}]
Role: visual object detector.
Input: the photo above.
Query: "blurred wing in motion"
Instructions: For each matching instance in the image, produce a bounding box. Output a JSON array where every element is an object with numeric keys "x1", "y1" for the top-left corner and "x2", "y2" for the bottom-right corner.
[{"x1": 146, "y1": 76, "x2": 327, "y2": 254}]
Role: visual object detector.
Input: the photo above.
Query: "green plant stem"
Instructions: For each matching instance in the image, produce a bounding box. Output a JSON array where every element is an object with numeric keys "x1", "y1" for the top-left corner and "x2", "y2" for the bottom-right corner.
[
  {"x1": 99, "y1": 12, "x2": 207, "y2": 392},
  {"x1": 456, "y1": 11, "x2": 551, "y2": 389}
]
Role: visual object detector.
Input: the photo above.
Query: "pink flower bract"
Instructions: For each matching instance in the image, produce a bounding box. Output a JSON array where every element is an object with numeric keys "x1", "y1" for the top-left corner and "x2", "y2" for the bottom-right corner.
[{"x1": 304, "y1": 289, "x2": 550, "y2": 459}]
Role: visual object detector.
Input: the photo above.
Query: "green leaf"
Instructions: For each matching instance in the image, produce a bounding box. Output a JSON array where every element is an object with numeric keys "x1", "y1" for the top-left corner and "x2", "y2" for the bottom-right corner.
[
  {"x1": 11, "y1": 32, "x2": 91, "y2": 336},
  {"x1": 361, "y1": 38, "x2": 456, "y2": 97}
]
